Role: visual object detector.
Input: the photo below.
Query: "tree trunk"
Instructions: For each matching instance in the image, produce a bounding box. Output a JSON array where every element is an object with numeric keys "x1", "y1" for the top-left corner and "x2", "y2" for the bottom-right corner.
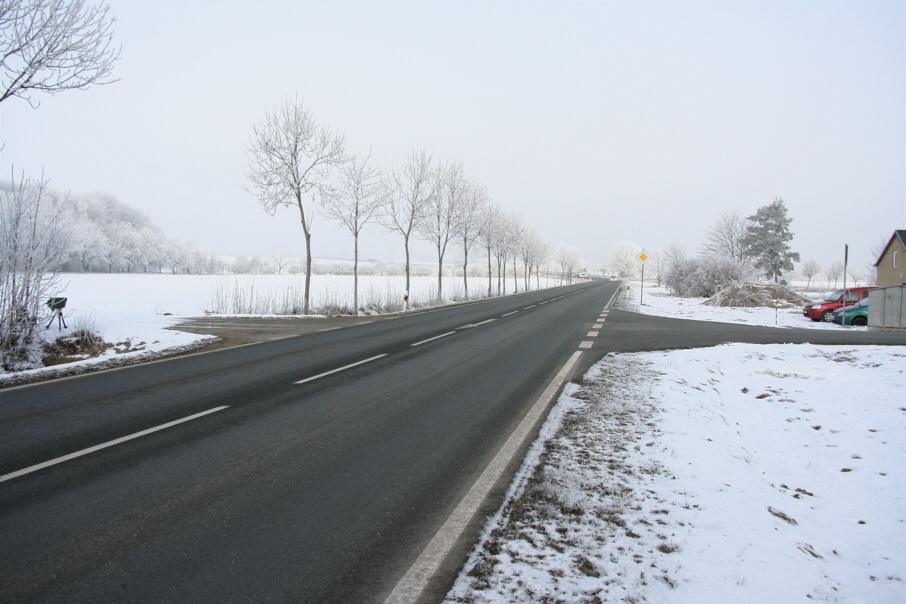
[
  {"x1": 353, "y1": 235, "x2": 359, "y2": 316},
  {"x1": 304, "y1": 230, "x2": 312, "y2": 315},
  {"x1": 437, "y1": 246, "x2": 443, "y2": 301},
  {"x1": 296, "y1": 191, "x2": 312, "y2": 315},
  {"x1": 463, "y1": 244, "x2": 469, "y2": 301},
  {"x1": 404, "y1": 236, "x2": 411, "y2": 306},
  {"x1": 486, "y1": 245, "x2": 492, "y2": 298},
  {"x1": 496, "y1": 256, "x2": 503, "y2": 295}
]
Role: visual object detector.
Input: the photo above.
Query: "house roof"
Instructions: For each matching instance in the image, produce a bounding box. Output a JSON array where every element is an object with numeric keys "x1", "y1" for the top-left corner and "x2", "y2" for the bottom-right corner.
[{"x1": 875, "y1": 230, "x2": 906, "y2": 266}]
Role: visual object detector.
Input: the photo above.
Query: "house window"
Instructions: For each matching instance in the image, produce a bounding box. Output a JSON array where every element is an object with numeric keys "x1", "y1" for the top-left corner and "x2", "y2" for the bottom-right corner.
[{"x1": 894, "y1": 251, "x2": 899, "y2": 268}]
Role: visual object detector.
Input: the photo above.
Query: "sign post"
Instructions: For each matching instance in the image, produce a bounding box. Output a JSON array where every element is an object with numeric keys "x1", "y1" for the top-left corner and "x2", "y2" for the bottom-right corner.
[{"x1": 638, "y1": 250, "x2": 649, "y2": 306}]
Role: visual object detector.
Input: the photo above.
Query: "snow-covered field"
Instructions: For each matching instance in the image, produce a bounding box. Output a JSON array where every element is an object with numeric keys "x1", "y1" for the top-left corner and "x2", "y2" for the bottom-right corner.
[
  {"x1": 1, "y1": 272, "x2": 554, "y2": 382},
  {"x1": 446, "y1": 283, "x2": 906, "y2": 603}
]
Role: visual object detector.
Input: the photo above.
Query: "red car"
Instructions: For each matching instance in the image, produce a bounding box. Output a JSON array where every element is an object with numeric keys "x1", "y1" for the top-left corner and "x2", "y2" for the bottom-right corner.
[{"x1": 803, "y1": 287, "x2": 874, "y2": 322}]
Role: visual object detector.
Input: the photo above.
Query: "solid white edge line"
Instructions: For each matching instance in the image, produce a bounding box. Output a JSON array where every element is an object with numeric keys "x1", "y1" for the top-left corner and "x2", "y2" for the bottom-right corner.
[
  {"x1": 411, "y1": 332, "x2": 456, "y2": 347},
  {"x1": 0, "y1": 405, "x2": 230, "y2": 484},
  {"x1": 294, "y1": 354, "x2": 388, "y2": 385},
  {"x1": 384, "y1": 350, "x2": 584, "y2": 604}
]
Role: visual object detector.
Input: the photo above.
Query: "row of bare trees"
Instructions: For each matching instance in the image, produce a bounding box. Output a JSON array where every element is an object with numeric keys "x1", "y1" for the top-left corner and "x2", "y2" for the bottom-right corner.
[{"x1": 245, "y1": 97, "x2": 554, "y2": 315}]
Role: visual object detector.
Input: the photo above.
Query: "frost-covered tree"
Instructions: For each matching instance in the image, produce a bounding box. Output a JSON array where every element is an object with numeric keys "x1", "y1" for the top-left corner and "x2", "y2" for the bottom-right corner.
[
  {"x1": 664, "y1": 256, "x2": 750, "y2": 297},
  {"x1": 321, "y1": 151, "x2": 385, "y2": 315},
  {"x1": 479, "y1": 202, "x2": 500, "y2": 297},
  {"x1": 802, "y1": 259, "x2": 821, "y2": 288},
  {"x1": 610, "y1": 241, "x2": 642, "y2": 278},
  {"x1": 663, "y1": 241, "x2": 687, "y2": 273},
  {"x1": 494, "y1": 212, "x2": 521, "y2": 294},
  {"x1": 1, "y1": 172, "x2": 69, "y2": 370},
  {"x1": 519, "y1": 225, "x2": 544, "y2": 291},
  {"x1": 382, "y1": 149, "x2": 435, "y2": 298},
  {"x1": 506, "y1": 213, "x2": 525, "y2": 294},
  {"x1": 701, "y1": 210, "x2": 749, "y2": 263},
  {"x1": 556, "y1": 244, "x2": 581, "y2": 285},
  {"x1": 454, "y1": 180, "x2": 488, "y2": 300},
  {"x1": 0, "y1": 0, "x2": 120, "y2": 107},
  {"x1": 649, "y1": 251, "x2": 668, "y2": 286},
  {"x1": 824, "y1": 260, "x2": 843, "y2": 289},
  {"x1": 740, "y1": 197, "x2": 800, "y2": 282},
  {"x1": 245, "y1": 96, "x2": 345, "y2": 314},
  {"x1": 418, "y1": 159, "x2": 464, "y2": 300}
]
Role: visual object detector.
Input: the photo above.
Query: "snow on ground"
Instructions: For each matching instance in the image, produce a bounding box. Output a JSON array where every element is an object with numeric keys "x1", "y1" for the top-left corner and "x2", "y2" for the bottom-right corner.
[
  {"x1": 1, "y1": 272, "x2": 555, "y2": 383},
  {"x1": 446, "y1": 283, "x2": 906, "y2": 603},
  {"x1": 623, "y1": 281, "x2": 855, "y2": 330}
]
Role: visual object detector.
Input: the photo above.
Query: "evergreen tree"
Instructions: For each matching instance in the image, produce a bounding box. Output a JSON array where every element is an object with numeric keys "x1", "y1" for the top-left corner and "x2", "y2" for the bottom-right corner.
[{"x1": 740, "y1": 197, "x2": 800, "y2": 282}]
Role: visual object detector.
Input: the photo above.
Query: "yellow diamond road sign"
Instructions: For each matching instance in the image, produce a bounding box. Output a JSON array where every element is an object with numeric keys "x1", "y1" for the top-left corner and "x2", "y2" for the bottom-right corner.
[{"x1": 638, "y1": 250, "x2": 649, "y2": 263}]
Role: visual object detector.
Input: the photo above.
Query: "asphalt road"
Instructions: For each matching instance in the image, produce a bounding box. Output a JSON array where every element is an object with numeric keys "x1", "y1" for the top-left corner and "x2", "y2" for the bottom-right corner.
[
  {"x1": 0, "y1": 281, "x2": 620, "y2": 603},
  {"x1": 2, "y1": 281, "x2": 904, "y2": 603}
]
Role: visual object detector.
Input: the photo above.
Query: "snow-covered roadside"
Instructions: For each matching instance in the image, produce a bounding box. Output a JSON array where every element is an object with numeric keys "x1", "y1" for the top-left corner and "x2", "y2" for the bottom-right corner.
[
  {"x1": 447, "y1": 344, "x2": 906, "y2": 603},
  {"x1": 446, "y1": 283, "x2": 906, "y2": 603}
]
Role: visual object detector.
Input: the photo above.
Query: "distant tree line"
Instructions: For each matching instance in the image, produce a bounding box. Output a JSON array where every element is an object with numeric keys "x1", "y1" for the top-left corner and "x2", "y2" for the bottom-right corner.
[{"x1": 0, "y1": 182, "x2": 220, "y2": 274}]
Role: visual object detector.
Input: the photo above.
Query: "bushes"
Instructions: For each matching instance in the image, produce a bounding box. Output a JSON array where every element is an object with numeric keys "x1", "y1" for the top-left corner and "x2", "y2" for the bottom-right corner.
[
  {"x1": 663, "y1": 256, "x2": 751, "y2": 298},
  {"x1": 1, "y1": 174, "x2": 69, "y2": 371}
]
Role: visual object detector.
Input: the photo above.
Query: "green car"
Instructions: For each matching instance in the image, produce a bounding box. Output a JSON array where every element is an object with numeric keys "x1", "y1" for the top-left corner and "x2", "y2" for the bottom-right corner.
[{"x1": 831, "y1": 297, "x2": 869, "y2": 326}]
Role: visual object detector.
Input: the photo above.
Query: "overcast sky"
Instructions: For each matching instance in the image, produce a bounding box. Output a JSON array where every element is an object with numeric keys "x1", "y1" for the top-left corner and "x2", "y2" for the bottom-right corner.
[{"x1": 1, "y1": 1, "x2": 903, "y2": 271}]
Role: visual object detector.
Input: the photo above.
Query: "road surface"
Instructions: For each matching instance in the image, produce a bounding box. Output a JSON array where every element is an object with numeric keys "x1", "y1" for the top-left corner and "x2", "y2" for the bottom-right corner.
[{"x1": 0, "y1": 281, "x2": 620, "y2": 602}]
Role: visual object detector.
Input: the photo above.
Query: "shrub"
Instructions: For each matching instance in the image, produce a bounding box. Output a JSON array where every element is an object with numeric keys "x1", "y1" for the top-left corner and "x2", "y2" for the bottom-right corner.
[{"x1": 663, "y1": 256, "x2": 751, "y2": 298}]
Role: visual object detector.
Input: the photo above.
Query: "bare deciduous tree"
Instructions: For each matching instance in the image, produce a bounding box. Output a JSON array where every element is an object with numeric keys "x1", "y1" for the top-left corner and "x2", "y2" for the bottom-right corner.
[
  {"x1": 518, "y1": 225, "x2": 544, "y2": 291},
  {"x1": 418, "y1": 159, "x2": 463, "y2": 301},
  {"x1": 321, "y1": 151, "x2": 384, "y2": 315},
  {"x1": 825, "y1": 260, "x2": 843, "y2": 289},
  {"x1": 556, "y1": 244, "x2": 581, "y2": 284},
  {"x1": 610, "y1": 241, "x2": 642, "y2": 278},
  {"x1": 454, "y1": 180, "x2": 488, "y2": 300},
  {"x1": 493, "y1": 212, "x2": 520, "y2": 295},
  {"x1": 701, "y1": 210, "x2": 748, "y2": 262},
  {"x1": 479, "y1": 203, "x2": 500, "y2": 298},
  {"x1": 382, "y1": 149, "x2": 435, "y2": 300},
  {"x1": 663, "y1": 241, "x2": 687, "y2": 273},
  {"x1": 802, "y1": 259, "x2": 821, "y2": 288},
  {"x1": 651, "y1": 250, "x2": 667, "y2": 286},
  {"x1": 245, "y1": 96, "x2": 345, "y2": 314},
  {"x1": 0, "y1": 0, "x2": 121, "y2": 107}
]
